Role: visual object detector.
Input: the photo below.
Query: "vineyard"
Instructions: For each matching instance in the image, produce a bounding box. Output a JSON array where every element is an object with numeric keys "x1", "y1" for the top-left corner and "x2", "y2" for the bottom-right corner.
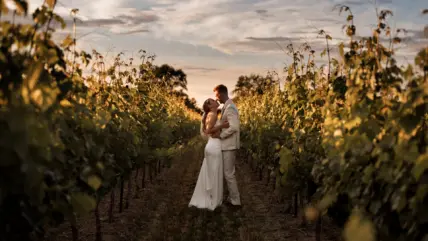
[
  {"x1": 0, "y1": 1, "x2": 427, "y2": 241},
  {"x1": 0, "y1": 1, "x2": 200, "y2": 241},
  {"x1": 237, "y1": 5, "x2": 428, "y2": 241}
]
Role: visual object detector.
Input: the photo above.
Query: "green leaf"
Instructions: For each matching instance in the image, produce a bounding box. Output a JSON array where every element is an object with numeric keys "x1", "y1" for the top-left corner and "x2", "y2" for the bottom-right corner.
[
  {"x1": 321, "y1": 49, "x2": 327, "y2": 57},
  {"x1": 412, "y1": 154, "x2": 428, "y2": 181},
  {"x1": 70, "y1": 193, "x2": 96, "y2": 215},
  {"x1": 279, "y1": 147, "x2": 293, "y2": 174},
  {"x1": 369, "y1": 201, "x2": 382, "y2": 214},
  {"x1": 399, "y1": 113, "x2": 420, "y2": 134},
  {"x1": 317, "y1": 192, "x2": 337, "y2": 212},
  {"x1": 54, "y1": 14, "x2": 66, "y2": 29}
]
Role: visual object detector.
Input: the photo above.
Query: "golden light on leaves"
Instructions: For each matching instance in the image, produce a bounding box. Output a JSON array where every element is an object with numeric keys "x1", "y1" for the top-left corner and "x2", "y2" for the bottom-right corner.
[
  {"x1": 60, "y1": 99, "x2": 73, "y2": 107},
  {"x1": 30, "y1": 85, "x2": 60, "y2": 111},
  {"x1": 25, "y1": 62, "x2": 43, "y2": 91}
]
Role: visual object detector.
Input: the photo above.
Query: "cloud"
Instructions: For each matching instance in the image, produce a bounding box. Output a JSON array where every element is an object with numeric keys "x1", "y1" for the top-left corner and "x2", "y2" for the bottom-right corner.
[
  {"x1": 75, "y1": 18, "x2": 125, "y2": 27},
  {"x1": 4, "y1": 0, "x2": 426, "y2": 97},
  {"x1": 120, "y1": 29, "x2": 150, "y2": 35},
  {"x1": 255, "y1": 9, "x2": 268, "y2": 15},
  {"x1": 181, "y1": 66, "x2": 220, "y2": 73},
  {"x1": 23, "y1": 0, "x2": 425, "y2": 59},
  {"x1": 116, "y1": 13, "x2": 159, "y2": 24}
]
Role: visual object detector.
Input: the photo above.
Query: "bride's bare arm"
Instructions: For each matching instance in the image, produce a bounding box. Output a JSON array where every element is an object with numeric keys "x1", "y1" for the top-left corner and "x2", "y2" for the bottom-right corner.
[
  {"x1": 205, "y1": 120, "x2": 229, "y2": 134},
  {"x1": 204, "y1": 112, "x2": 219, "y2": 135}
]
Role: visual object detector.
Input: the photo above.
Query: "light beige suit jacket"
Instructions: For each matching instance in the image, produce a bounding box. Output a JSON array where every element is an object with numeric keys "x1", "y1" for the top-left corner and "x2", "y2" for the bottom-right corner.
[{"x1": 219, "y1": 99, "x2": 240, "y2": 151}]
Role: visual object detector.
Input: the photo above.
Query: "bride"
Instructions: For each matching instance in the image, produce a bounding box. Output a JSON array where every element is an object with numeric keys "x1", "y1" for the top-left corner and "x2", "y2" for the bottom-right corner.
[{"x1": 188, "y1": 98, "x2": 229, "y2": 211}]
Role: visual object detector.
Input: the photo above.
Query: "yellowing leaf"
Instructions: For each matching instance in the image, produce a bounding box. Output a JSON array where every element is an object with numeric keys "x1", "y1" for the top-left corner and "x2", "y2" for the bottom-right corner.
[
  {"x1": 30, "y1": 85, "x2": 60, "y2": 111},
  {"x1": 87, "y1": 175, "x2": 102, "y2": 190},
  {"x1": 46, "y1": 0, "x2": 57, "y2": 8},
  {"x1": 344, "y1": 210, "x2": 375, "y2": 241},
  {"x1": 1, "y1": 0, "x2": 9, "y2": 15},
  {"x1": 61, "y1": 34, "x2": 74, "y2": 48},
  {"x1": 344, "y1": 117, "x2": 361, "y2": 130},
  {"x1": 60, "y1": 99, "x2": 73, "y2": 107},
  {"x1": 25, "y1": 62, "x2": 43, "y2": 91}
]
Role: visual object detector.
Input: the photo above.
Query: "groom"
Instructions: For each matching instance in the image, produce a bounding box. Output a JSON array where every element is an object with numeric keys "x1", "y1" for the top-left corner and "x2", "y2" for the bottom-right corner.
[{"x1": 213, "y1": 84, "x2": 241, "y2": 207}]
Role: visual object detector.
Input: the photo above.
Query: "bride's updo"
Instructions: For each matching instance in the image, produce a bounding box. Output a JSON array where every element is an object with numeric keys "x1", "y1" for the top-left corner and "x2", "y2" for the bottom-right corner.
[{"x1": 201, "y1": 98, "x2": 211, "y2": 131}]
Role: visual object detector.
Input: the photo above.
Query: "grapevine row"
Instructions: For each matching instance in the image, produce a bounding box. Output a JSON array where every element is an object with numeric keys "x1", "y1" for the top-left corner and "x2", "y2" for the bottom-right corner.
[
  {"x1": 236, "y1": 6, "x2": 427, "y2": 241},
  {"x1": 0, "y1": 2, "x2": 200, "y2": 241}
]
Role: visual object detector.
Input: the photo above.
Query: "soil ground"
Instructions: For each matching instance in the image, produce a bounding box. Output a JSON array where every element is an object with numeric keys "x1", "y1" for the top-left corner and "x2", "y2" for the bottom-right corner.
[{"x1": 44, "y1": 146, "x2": 340, "y2": 241}]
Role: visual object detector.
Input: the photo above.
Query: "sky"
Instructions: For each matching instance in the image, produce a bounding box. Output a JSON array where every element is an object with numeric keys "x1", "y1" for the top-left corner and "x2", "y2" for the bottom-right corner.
[{"x1": 7, "y1": 0, "x2": 428, "y2": 106}]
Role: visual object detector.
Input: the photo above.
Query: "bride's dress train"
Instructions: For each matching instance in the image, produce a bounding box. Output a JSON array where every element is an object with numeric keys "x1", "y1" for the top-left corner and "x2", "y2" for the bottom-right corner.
[{"x1": 188, "y1": 127, "x2": 223, "y2": 210}]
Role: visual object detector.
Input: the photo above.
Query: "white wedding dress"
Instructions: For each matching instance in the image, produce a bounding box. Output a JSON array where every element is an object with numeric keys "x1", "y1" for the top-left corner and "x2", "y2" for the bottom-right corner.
[{"x1": 188, "y1": 120, "x2": 223, "y2": 211}]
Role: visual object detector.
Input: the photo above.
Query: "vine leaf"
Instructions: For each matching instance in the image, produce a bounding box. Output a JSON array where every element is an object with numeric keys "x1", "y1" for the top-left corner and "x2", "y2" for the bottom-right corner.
[
  {"x1": 317, "y1": 192, "x2": 337, "y2": 213},
  {"x1": 87, "y1": 175, "x2": 102, "y2": 190},
  {"x1": 344, "y1": 209, "x2": 375, "y2": 241},
  {"x1": 70, "y1": 193, "x2": 96, "y2": 214},
  {"x1": 13, "y1": 0, "x2": 28, "y2": 15},
  {"x1": 412, "y1": 154, "x2": 428, "y2": 181},
  {"x1": 1, "y1": 0, "x2": 9, "y2": 15},
  {"x1": 399, "y1": 113, "x2": 420, "y2": 134},
  {"x1": 46, "y1": 0, "x2": 56, "y2": 8}
]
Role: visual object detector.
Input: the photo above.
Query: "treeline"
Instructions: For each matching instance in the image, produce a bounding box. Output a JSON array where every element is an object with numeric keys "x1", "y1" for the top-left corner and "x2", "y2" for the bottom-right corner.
[
  {"x1": 235, "y1": 6, "x2": 427, "y2": 241},
  {"x1": 0, "y1": 1, "x2": 200, "y2": 241}
]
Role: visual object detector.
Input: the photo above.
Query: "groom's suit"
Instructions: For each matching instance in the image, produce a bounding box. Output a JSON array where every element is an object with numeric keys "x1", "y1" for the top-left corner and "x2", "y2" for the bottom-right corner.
[{"x1": 219, "y1": 98, "x2": 241, "y2": 205}]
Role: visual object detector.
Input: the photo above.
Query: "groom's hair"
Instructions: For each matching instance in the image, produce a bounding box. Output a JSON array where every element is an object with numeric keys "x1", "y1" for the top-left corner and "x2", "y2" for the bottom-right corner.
[{"x1": 213, "y1": 84, "x2": 228, "y2": 94}]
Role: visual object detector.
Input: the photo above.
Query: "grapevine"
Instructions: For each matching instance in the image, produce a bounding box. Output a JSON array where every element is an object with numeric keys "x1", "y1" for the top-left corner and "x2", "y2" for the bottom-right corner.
[
  {"x1": 236, "y1": 5, "x2": 427, "y2": 241},
  {"x1": 0, "y1": 1, "x2": 200, "y2": 241}
]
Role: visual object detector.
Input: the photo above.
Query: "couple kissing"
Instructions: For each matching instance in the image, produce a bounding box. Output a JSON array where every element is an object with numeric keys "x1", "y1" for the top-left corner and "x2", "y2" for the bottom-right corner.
[{"x1": 188, "y1": 84, "x2": 241, "y2": 211}]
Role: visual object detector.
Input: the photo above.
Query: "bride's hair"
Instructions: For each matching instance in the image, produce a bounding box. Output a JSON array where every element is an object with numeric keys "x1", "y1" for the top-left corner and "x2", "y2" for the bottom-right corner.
[{"x1": 201, "y1": 99, "x2": 211, "y2": 132}]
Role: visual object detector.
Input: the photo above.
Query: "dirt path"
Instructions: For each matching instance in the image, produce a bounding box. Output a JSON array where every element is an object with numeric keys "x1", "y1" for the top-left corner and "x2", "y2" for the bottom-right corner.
[
  {"x1": 44, "y1": 145, "x2": 338, "y2": 241},
  {"x1": 235, "y1": 161, "x2": 338, "y2": 241}
]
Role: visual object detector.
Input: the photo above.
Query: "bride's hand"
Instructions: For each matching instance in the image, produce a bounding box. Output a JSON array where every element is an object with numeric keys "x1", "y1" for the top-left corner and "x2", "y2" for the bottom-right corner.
[{"x1": 222, "y1": 120, "x2": 230, "y2": 128}]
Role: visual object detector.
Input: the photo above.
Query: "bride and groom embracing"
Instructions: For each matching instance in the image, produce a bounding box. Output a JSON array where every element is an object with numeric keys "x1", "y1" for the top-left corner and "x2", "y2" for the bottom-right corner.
[{"x1": 188, "y1": 84, "x2": 241, "y2": 211}]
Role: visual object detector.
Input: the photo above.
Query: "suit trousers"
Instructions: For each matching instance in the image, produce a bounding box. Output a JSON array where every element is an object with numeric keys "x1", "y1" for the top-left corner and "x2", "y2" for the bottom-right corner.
[{"x1": 222, "y1": 150, "x2": 241, "y2": 205}]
